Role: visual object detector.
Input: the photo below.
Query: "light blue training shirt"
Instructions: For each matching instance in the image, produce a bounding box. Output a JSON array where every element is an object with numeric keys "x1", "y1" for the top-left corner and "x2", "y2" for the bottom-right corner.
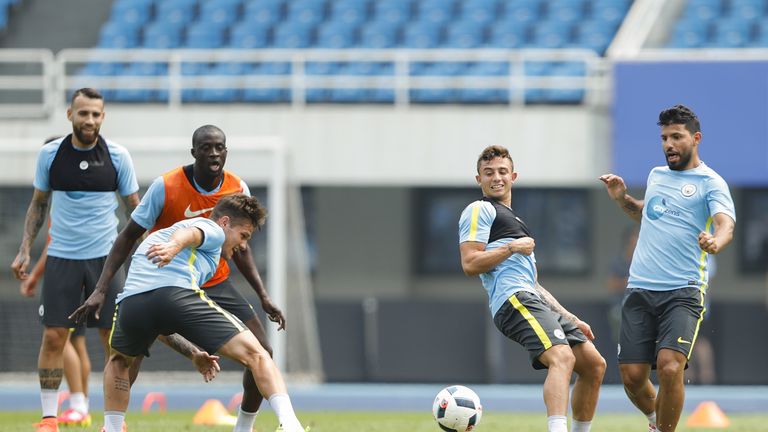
[
  {"x1": 117, "y1": 217, "x2": 225, "y2": 303},
  {"x1": 33, "y1": 137, "x2": 139, "y2": 259},
  {"x1": 629, "y1": 163, "x2": 735, "y2": 292}
]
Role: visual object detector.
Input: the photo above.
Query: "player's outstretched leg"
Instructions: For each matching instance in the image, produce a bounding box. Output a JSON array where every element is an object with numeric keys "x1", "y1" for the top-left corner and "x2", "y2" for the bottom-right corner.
[
  {"x1": 570, "y1": 342, "x2": 606, "y2": 432},
  {"x1": 233, "y1": 317, "x2": 273, "y2": 432},
  {"x1": 217, "y1": 331, "x2": 304, "y2": 432},
  {"x1": 619, "y1": 363, "x2": 657, "y2": 431},
  {"x1": 538, "y1": 345, "x2": 576, "y2": 432}
]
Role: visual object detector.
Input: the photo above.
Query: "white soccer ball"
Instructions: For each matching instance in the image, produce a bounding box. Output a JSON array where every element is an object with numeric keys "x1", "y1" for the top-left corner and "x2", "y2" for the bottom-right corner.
[{"x1": 432, "y1": 385, "x2": 483, "y2": 432}]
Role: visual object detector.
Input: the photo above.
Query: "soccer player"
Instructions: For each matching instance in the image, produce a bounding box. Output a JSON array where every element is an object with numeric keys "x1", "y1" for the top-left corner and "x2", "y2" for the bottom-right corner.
[
  {"x1": 73, "y1": 124, "x2": 285, "y2": 432},
  {"x1": 95, "y1": 194, "x2": 305, "y2": 432},
  {"x1": 10, "y1": 88, "x2": 140, "y2": 432},
  {"x1": 600, "y1": 104, "x2": 736, "y2": 432},
  {"x1": 459, "y1": 145, "x2": 606, "y2": 432},
  {"x1": 21, "y1": 244, "x2": 94, "y2": 426}
]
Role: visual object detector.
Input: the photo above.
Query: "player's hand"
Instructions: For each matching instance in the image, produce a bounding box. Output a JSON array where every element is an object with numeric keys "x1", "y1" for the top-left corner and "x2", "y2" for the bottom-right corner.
[
  {"x1": 508, "y1": 237, "x2": 535, "y2": 255},
  {"x1": 575, "y1": 319, "x2": 595, "y2": 341},
  {"x1": 599, "y1": 174, "x2": 627, "y2": 201},
  {"x1": 192, "y1": 351, "x2": 221, "y2": 383},
  {"x1": 261, "y1": 299, "x2": 286, "y2": 331},
  {"x1": 11, "y1": 251, "x2": 31, "y2": 280},
  {"x1": 698, "y1": 231, "x2": 721, "y2": 254},
  {"x1": 69, "y1": 290, "x2": 106, "y2": 323},
  {"x1": 20, "y1": 276, "x2": 38, "y2": 297},
  {"x1": 146, "y1": 240, "x2": 183, "y2": 267}
]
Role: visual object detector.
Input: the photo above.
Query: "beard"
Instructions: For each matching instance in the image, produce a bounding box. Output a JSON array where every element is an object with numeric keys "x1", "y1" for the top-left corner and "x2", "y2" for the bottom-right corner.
[
  {"x1": 73, "y1": 125, "x2": 99, "y2": 146},
  {"x1": 666, "y1": 149, "x2": 692, "y2": 170}
]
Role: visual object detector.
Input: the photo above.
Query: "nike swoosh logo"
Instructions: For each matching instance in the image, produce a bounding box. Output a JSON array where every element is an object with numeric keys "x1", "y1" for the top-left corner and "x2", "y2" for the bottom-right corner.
[
  {"x1": 184, "y1": 205, "x2": 215, "y2": 218},
  {"x1": 677, "y1": 337, "x2": 692, "y2": 344}
]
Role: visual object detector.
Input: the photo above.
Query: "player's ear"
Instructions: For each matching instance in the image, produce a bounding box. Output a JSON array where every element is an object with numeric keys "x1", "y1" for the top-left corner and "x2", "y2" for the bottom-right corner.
[
  {"x1": 66, "y1": 107, "x2": 72, "y2": 122},
  {"x1": 510, "y1": 172, "x2": 518, "y2": 182},
  {"x1": 475, "y1": 174, "x2": 481, "y2": 185}
]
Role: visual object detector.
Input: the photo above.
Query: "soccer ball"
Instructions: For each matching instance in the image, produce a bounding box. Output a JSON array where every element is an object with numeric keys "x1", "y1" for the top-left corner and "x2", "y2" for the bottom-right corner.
[{"x1": 432, "y1": 385, "x2": 483, "y2": 432}]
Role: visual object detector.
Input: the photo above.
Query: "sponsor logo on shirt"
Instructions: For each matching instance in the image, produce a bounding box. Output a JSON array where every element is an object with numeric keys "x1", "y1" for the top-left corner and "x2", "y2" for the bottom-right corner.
[
  {"x1": 646, "y1": 196, "x2": 680, "y2": 220},
  {"x1": 184, "y1": 205, "x2": 215, "y2": 218}
]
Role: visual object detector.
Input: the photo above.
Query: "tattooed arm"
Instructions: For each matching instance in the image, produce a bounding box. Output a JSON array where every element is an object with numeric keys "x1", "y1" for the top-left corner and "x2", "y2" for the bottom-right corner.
[
  {"x1": 535, "y1": 282, "x2": 595, "y2": 341},
  {"x1": 158, "y1": 334, "x2": 220, "y2": 382},
  {"x1": 11, "y1": 189, "x2": 51, "y2": 280},
  {"x1": 599, "y1": 174, "x2": 643, "y2": 223}
]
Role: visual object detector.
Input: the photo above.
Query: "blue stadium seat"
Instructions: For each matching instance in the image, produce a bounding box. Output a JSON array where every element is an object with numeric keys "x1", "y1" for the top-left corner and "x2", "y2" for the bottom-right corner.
[
  {"x1": 529, "y1": 22, "x2": 572, "y2": 48},
  {"x1": 590, "y1": 0, "x2": 632, "y2": 26},
  {"x1": 80, "y1": 62, "x2": 122, "y2": 77},
  {"x1": 359, "y1": 22, "x2": 400, "y2": 47},
  {"x1": 443, "y1": 21, "x2": 484, "y2": 47},
  {"x1": 667, "y1": 18, "x2": 710, "y2": 47},
  {"x1": 576, "y1": 21, "x2": 614, "y2": 53},
  {"x1": 287, "y1": 0, "x2": 327, "y2": 26},
  {"x1": 185, "y1": 22, "x2": 226, "y2": 48},
  {"x1": 501, "y1": 0, "x2": 543, "y2": 25},
  {"x1": 304, "y1": 62, "x2": 338, "y2": 102},
  {"x1": 711, "y1": 18, "x2": 754, "y2": 47},
  {"x1": 330, "y1": 0, "x2": 370, "y2": 25},
  {"x1": 113, "y1": 62, "x2": 168, "y2": 103},
  {"x1": 143, "y1": 22, "x2": 184, "y2": 48},
  {"x1": 199, "y1": 0, "x2": 241, "y2": 27},
  {"x1": 547, "y1": 0, "x2": 587, "y2": 25},
  {"x1": 523, "y1": 61, "x2": 551, "y2": 104},
  {"x1": 242, "y1": 0, "x2": 284, "y2": 26},
  {"x1": 547, "y1": 61, "x2": 586, "y2": 103},
  {"x1": 750, "y1": 20, "x2": 768, "y2": 45},
  {"x1": 487, "y1": 21, "x2": 528, "y2": 48},
  {"x1": 459, "y1": 0, "x2": 499, "y2": 26},
  {"x1": 417, "y1": 0, "x2": 456, "y2": 25},
  {"x1": 373, "y1": 0, "x2": 412, "y2": 25},
  {"x1": 729, "y1": 0, "x2": 765, "y2": 20},
  {"x1": 242, "y1": 63, "x2": 291, "y2": 103},
  {"x1": 458, "y1": 62, "x2": 509, "y2": 104},
  {"x1": 156, "y1": 0, "x2": 198, "y2": 26},
  {"x1": 316, "y1": 21, "x2": 357, "y2": 47},
  {"x1": 196, "y1": 62, "x2": 247, "y2": 103},
  {"x1": 98, "y1": 21, "x2": 141, "y2": 48},
  {"x1": 110, "y1": 1, "x2": 152, "y2": 27},
  {"x1": 685, "y1": 0, "x2": 724, "y2": 21},
  {"x1": 229, "y1": 22, "x2": 271, "y2": 48},
  {"x1": 273, "y1": 21, "x2": 315, "y2": 47},
  {"x1": 402, "y1": 22, "x2": 443, "y2": 47}
]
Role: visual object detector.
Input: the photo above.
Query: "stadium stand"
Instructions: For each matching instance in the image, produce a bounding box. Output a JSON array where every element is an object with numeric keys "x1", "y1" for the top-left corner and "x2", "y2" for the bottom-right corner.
[
  {"x1": 72, "y1": 0, "x2": 634, "y2": 104},
  {"x1": 668, "y1": 0, "x2": 768, "y2": 48}
]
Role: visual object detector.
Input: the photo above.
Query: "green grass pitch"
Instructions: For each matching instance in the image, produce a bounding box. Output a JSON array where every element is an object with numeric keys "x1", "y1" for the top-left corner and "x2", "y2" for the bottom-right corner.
[{"x1": 3, "y1": 411, "x2": 768, "y2": 432}]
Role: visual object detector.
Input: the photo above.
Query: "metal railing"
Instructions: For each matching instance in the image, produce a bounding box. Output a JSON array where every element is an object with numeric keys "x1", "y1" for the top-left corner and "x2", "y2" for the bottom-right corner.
[{"x1": 0, "y1": 48, "x2": 609, "y2": 117}]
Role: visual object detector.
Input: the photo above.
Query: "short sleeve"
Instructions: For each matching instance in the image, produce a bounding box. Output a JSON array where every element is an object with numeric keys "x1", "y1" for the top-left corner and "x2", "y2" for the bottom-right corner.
[
  {"x1": 33, "y1": 144, "x2": 56, "y2": 191},
  {"x1": 131, "y1": 176, "x2": 165, "y2": 230},
  {"x1": 240, "y1": 180, "x2": 251, "y2": 196},
  {"x1": 705, "y1": 176, "x2": 736, "y2": 222},
  {"x1": 111, "y1": 144, "x2": 139, "y2": 196},
  {"x1": 458, "y1": 200, "x2": 496, "y2": 244},
  {"x1": 194, "y1": 218, "x2": 225, "y2": 253}
]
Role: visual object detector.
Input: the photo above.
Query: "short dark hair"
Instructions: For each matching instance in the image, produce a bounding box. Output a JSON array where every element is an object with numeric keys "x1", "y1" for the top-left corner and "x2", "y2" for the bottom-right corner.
[
  {"x1": 211, "y1": 193, "x2": 267, "y2": 229},
  {"x1": 192, "y1": 125, "x2": 226, "y2": 147},
  {"x1": 476, "y1": 145, "x2": 514, "y2": 173},
  {"x1": 70, "y1": 88, "x2": 103, "y2": 105},
  {"x1": 657, "y1": 104, "x2": 700, "y2": 134}
]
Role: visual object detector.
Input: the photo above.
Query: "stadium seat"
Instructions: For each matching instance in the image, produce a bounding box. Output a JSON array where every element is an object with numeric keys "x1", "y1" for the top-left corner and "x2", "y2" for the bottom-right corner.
[
  {"x1": 113, "y1": 62, "x2": 168, "y2": 103},
  {"x1": 287, "y1": 0, "x2": 327, "y2": 26},
  {"x1": 110, "y1": 1, "x2": 152, "y2": 27},
  {"x1": 402, "y1": 22, "x2": 443, "y2": 48},
  {"x1": 416, "y1": 0, "x2": 456, "y2": 25},
  {"x1": 199, "y1": 0, "x2": 241, "y2": 27},
  {"x1": 373, "y1": 0, "x2": 412, "y2": 25},
  {"x1": 156, "y1": 0, "x2": 198, "y2": 26},
  {"x1": 196, "y1": 62, "x2": 247, "y2": 103},
  {"x1": 590, "y1": 0, "x2": 632, "y2": 26},
  {"x1": 547, "y1": 61, "x2": 586, "y2": 103},
  {"x1": 143, "y1": 22, "x2": 184, "y2": 48},
  {"x1": 529, "y1": 22, "x2": 572, "y2": 48},
  {"x1": 576, "y1": 21, "x2": 615, "y2": 54},
  {"x1": 501, "y1": 0, "x2": 543, "y2": 25},
  {"x1": 711, "y1": 18, "x2": 754, "y2": 47},
  {"x1": 359, "y1": 22, "x2": 400, "y2": 48},
  {"x1": 547, "y1": 0, "x2": 587, "y2": 25},
  {"x1": 728, "y1": 0, "x2": 765, "y2": 20},
  {"x1": 685, "y1": 0, "x2": 724, "y2": 21},
  {"x1": 523, "y1": 61, "x2": 551, "y2": 103},
  {"x1": 459, "y1": 0, "x2": 499, "y2": 26},
  {"x1": 242, "y1": 0, "x2": 284, "y2": 26},
  {"x1": 316, "y1": 21, "x2": 358, "y2": 48},
  {"x1": 229, "y1": 22, "x2": 271, "y2": 48},
  {"x1": 273, "y1": 21, "x2": 314, "y2": 48},
  {"x1": 98, "y1": 21, "x2": 141, "y2": 48},
  {"x1": 184, "y1": 23, "x2": 226, "y2": 48},
  {"x1": 443, "y1": 21, "x2": 485, "y2": 48},
  {"x1": 487, "y1": 21, "x2": 528, "y2": 48},
  {"x1": 330, "y1": 0, "x2": 370, "y2": 25}
]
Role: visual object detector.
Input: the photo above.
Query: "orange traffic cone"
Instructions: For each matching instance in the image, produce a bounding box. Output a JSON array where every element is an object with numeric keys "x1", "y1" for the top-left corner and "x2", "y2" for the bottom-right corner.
[
  {"x1": 685, "y1": 401, "x2": 730, "y2": 428},
  {"x1": 192, "y1": 399, "x2": 237, "y2": 426}
]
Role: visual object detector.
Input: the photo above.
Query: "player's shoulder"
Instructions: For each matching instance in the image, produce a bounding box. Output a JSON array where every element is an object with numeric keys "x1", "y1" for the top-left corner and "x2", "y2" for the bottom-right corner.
[
  {"x1": 461, "y1": 199, "x2": 495, "y2": 217},
  {"x1": 40, "y1": 138, "x2": 63, "y2": 155},
  {"x1": 698, "y1": 163, "x2": 728, "y2": 184},
  {"x1": 103, "y1": 138, "x2": 132, "y2": 159}
]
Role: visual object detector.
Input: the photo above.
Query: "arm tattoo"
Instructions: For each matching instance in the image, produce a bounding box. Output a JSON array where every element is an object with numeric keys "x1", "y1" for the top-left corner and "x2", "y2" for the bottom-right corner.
[
  {"x1": 38, "y1": 368, "x2": 63, "y2": 390},
  {"x1": 22, "y1": 199, "x2": 49, "y2": 250},
  {"x1": 534, "y1": 283, "x2": 579, "y2": 325},
  {"x1": 113, "y1": 377, "x2": 130, "y2": 392},
  {"x1": 163, "y1": 334, "x2": 198, "y2": 359},
  {"x1": 621, "y1": 200, "x2": 642, "y2": 217}
]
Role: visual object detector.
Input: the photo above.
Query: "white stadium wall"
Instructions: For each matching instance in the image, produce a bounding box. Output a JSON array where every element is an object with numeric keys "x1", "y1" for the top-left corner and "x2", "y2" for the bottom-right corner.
[{"x1": 0, "y1": 105, "x2": 609, "y2": 186}]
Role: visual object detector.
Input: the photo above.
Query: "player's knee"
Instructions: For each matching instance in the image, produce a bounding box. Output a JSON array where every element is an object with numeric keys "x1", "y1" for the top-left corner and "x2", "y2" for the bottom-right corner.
[
  {"x1": 620, "y1": 366, "x2": 646, "y2": 388},
  {"x1": 240, "y1": 342, "x2": 271, "y2": 369},
  {"x1": 547, "y1": 346, "x2": 576, "y2": 370},
  {"x1": 657, "y1": 358, "x2": 685, "y2": 381},
  {"x1": 589, "y1": 354, "x2": 607, "y2": 379},
  {"x1": 41, "y1": 327, "x2": 69, "y2": 352}
]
